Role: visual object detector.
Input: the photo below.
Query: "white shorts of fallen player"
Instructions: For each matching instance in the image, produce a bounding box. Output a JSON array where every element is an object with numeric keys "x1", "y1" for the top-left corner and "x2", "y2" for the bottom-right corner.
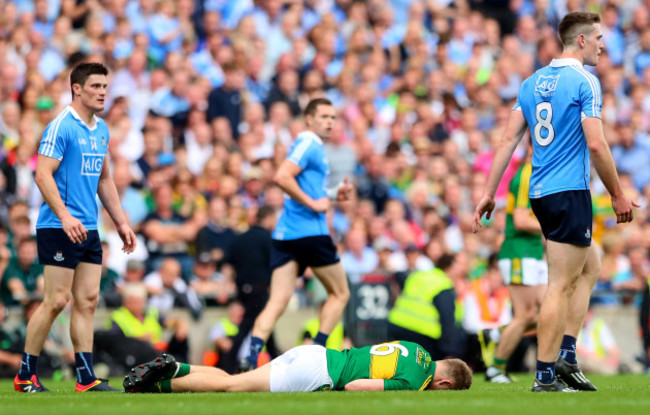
[{"x1": 270, "y1": 345, "x2": 334, "y2": 392}]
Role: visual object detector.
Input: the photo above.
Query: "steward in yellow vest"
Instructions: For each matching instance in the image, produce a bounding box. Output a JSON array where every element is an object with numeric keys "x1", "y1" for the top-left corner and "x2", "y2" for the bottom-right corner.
[{"x1": 388, "y1": 253, "x2": 464, "y2": 360}]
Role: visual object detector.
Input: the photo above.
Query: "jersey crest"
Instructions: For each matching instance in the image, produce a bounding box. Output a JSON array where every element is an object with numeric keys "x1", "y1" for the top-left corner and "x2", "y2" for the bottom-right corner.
[{"x1": 534, "y1": 75, "x2": 560, "y2": 97}]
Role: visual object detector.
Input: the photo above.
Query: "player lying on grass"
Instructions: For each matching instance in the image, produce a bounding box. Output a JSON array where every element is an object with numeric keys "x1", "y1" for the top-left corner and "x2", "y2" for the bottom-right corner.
[{"x1": 124, "y1": 341, "x2": 473, "y2": 393}]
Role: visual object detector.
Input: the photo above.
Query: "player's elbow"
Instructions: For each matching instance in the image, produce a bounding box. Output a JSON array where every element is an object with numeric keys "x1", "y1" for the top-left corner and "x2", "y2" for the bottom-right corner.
[
  {"x1": 344, "y1": 383, "x2": 359, "y2": 391},
  {"x1": 273, "y1": 172, "x2": 289, "y2": 187},
  {"x1": 34, "y1": 170, "x2": 49, "y2": 188},
  {"x1": 586, "y1": 139, "x2": 606, "y2": 155}
]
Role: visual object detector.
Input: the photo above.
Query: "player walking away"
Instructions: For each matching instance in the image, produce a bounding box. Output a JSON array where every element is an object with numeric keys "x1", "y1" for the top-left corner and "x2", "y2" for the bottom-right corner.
[
  {"x1": 473, "y1": 12, "x2": 638, "y2": 392},
  {"x1": 484, "y1": 143, "x2": 547, "y2": 384},
  {"x1": 124, "y1": 341, "x2": 473, "y2": 393},
  {"x1": 14, "y1": 62, "x2": 137, "y2": 393},
  {"x1": 242, "y1": 98, "x2": 354, "y2": 370}
]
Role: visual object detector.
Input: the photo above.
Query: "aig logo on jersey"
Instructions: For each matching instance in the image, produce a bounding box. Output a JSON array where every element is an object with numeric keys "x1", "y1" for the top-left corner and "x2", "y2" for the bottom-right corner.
[
  {"x1": 81, "y1": 153, "x2": 104, "y2": 176},
  {"x1": 535, "y1": 75, "x2": 560, "y2": 97}
]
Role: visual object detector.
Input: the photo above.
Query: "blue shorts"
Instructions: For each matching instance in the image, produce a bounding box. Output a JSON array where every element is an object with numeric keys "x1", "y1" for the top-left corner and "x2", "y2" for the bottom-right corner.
[
  {"x1": 37, "y1": 228, "x2": 102, "y2": 269},
  {"x1": 270, "y1": 235, "x2": 339, "y2": 275},
  {"x1": 530, "y1": 190, "x2": 592, "y2": 246}
]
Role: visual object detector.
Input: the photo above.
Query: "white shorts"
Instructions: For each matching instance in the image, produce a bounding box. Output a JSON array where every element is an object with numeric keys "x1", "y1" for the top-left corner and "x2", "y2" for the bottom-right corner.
[
  {"x1": 498, "y1": 258, "x2": 548, "y2": 286},
  {"x1": 269, "y1": 345, "x2": 333, "y2": 392}
]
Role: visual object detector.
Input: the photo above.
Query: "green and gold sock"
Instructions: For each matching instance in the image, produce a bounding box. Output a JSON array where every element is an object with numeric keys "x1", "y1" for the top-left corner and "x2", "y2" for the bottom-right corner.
[
  {"x1": 158, "y1": 379, "x2": 173, "y2": 393},
  {"x1": 493, "y1": 357, "x2": 508, "y2": 371},
  {"x1": 173, "y1": 363, "x2": 191, "y2": 378}
]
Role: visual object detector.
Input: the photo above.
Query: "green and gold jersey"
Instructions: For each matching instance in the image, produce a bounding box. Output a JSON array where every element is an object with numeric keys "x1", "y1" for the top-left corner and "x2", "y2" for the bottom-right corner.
[
  {"x1": 499, "y1": 162, "x2": 544, "y2": 260},
  {"x1": 325, "y1": 341, "x2": 435, "y2": 391}
]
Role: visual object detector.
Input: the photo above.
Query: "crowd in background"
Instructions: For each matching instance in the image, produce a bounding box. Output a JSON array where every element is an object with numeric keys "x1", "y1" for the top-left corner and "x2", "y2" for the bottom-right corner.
[{"x1": 0, "y1": 0, "x2": 649, "y2": 375}]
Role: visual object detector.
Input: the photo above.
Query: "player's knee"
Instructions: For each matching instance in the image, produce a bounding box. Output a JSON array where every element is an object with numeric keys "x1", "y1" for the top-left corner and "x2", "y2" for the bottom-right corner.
[
  {"x1": 548, "y1": 278, "x2": 578, "y2": 296},
  {"x1": 523, "y1": 308, "x2": 538, "y2": 325},
  {"x1": 336, "y1": 285, "x2": 350, "y2": 303},
  {"x1": 75, "y1": 293, "x2": 100, "y2": 312},
  {"x1": 45, "y1": 295, "x2": 71, "y2": 314}
]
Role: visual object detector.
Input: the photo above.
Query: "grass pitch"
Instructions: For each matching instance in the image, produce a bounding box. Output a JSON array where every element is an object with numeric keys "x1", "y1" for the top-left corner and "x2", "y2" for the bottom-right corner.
[{"x1": 2, "y1": 375, "x2": 649, "y2": 415}]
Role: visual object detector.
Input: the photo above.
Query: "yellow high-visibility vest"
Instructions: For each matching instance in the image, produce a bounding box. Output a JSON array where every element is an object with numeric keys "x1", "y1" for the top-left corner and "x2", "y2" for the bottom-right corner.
[
  {"x1": 109, "y1": 306, "x2": 163, "y2": 343},
  {"x1": 388, "y1": 268, "x2": 453, "y2": 338}
]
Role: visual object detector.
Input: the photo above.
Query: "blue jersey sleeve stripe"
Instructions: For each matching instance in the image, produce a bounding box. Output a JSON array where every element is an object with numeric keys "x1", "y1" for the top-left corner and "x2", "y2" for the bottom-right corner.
[
  {"x1": 41, "y1": 108, "x2": 68, "y2": 157},
  {"x1": 570, "y1": 66, "x2": 601, "y2": 118},
  {"x1": 580, "y1": 67, "x2": 601, "y2": 118},
  {"x1": 288, "y1": 137, "x2": 312, "y2": 165},
  {"x1": 568, "y1": 66, "x2": 597, "y2": 116},
  {"x1": 41, "y1": 108, "x2": 69, "y2": 158}
]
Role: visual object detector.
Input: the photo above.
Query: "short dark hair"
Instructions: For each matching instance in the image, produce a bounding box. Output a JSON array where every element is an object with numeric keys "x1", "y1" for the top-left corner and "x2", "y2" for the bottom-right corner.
[
  {"x1": 436, "y1": 253, "x2": 456, "y2": 271},
  {"x1": 256, "y1": 205, "x2": 276, "y2": 224},
  {"x1": 70, "y1": 62, "x2": 108, "y2": 100},
  {"x1": 18, "y1": 236, "x2": 36, "y2": 248},
  {"x1": 303, "y1": 98, "x2": 333, "y2": 117},
  {"x1": 558, "y1": 12, "x2": 601, "y2": 47}
]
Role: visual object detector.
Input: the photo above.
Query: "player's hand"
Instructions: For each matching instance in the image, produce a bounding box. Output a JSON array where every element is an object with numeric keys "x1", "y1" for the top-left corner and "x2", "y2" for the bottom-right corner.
[
  {"x1": 61, "y1": 215, "x2": 88, "y2": 244},
  {"x1": 311, "y1": 197, "x2": 330, "y2": 212},
  {"x1": 611, "y1": 194, "x2": 640, "y2": 224},
  {"x1": 472, "y1": 194, "x2": 496, "y2": 233},
  {"x1": 117, "y1": 223, "x2": 137, "y2": 253},
  {"x1": 336, "y1": 176, "x2": 355, "y2": 202}
]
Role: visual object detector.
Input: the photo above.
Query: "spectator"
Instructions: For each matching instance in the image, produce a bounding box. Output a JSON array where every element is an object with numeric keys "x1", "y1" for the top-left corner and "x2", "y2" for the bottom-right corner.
[
  {"x1": 99, "y1": 240, "x2": 121, "y2": 308},
  {"x1": 340, "y1": 226, "x2": 378, "y2": 284},
  {"x1": 100, "y1": 282, "x2": 189, "y2": 369},
  {"x1": 208, "y1": 301, "x2": 248, "y2": 366},
  {"x1": 0, "y1": 237, "x2": 43, "y2": 306},
  {"x1": 195, "y1": 196, "x2": 237, "y2": 271},
  {"x1": 144, "y1": 257, "x2": 202, "y2": 320},
  {"x1": 190, "y1": 251, "x2": 233, "y2": 306},
  {"x1": 0, "y1": 300, "x2": 22, "y2": 377},
  {"x1": 141, "y1": 183, "x2": 203, "y2": 276},
  {"x1": 265, "y1": 70, "x2": 301, "y2": 116},
  {"x1": 207, "y1": 63, "x2": 244, "y2": 139}
]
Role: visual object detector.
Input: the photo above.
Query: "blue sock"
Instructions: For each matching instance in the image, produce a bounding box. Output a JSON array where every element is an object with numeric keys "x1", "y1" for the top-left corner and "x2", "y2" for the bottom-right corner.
[
  {"x1": 247, "y1": 337, "x2": 264, "y2": 367},
  {"x1": 313, "y1": 332, "x2": 329, "y2": 347},
  {"x1": 18, "y1": 353, "x2": 39, "y2": 380},
  {"x1": 536, "y1": 360, "x2": 555, "y2": 384},
  {"x1": 559, "y1": 335, "x2": 577, "y2": 364},
  {"x1": 75, "y1": 352, "x2": 97, "y2": 385}
]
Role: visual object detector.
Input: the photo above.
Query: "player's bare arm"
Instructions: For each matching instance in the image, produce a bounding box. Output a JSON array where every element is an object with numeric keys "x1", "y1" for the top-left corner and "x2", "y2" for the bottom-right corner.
[
  {"x1": 513, "y1": 208, "x2": 542, "y2": 234},
  {"x1": 274, "y1": 159, "x2": 329, "y2": 212},
  {"x1": 344, "y1": 379, "x2": 385, "y2": 391},
  {"x1": 582, "y1": 117, "x2": 639, "y2": 223},
  {"x1": 97, "y1": 156, "x2": 136, "y2": 253},
  {"x1": 142, "y1": 220, "x2": 196, "y2": 243},
  {"x1": 473, "y1": 110, "x2": 528, "y2": 233},
  {"x1": 35, "y1": 154, "x2": 88, "y2": 244}
]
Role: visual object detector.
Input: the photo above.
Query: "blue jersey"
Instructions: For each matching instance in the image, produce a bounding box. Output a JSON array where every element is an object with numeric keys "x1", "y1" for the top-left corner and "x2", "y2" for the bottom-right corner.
[
  {"x1": 36, "y1": 106, "x2": 110, "y2": 230},
  {"x1": 273, "y1": 131, "x2": 330, "y2": 240},
  {"x1": 514, "y1": 58, "x2": 602, "y2": 199}
]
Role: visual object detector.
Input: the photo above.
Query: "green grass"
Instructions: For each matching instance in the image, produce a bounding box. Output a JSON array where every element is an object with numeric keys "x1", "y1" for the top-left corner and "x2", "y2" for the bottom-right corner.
[{"x1": 2, "y1": 375, "x2": 650, "y2": 415}]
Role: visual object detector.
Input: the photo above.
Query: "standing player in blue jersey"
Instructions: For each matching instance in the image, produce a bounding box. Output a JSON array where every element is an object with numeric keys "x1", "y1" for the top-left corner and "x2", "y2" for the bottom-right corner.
[
  {"x1": 473, "y1": 12, "x2": 638, "y2": 392},
  {"x1": 14, "y1": 63, "x2": 136, "y2": 393},
  {"x1": 243, "y1": 98, "x2": 354, "y2": 370}
]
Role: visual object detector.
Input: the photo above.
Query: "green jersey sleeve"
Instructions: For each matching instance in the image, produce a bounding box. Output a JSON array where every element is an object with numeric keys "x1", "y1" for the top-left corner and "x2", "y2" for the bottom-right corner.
[{"x1": 384, "y1": 379, "x2": 411, "y2": 391}]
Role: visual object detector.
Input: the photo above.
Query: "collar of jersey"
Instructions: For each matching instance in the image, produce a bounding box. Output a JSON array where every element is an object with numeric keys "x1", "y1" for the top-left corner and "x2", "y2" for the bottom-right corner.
[
  {"x1": 297, "y1": 130, "x2": 323, "y2": 145},
  {"x1": 549, "y1": 58, "x2": 583, "y2": 68},
  {"x1": 67, "y1": 105, "x2": 100, "y2": 131}
]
